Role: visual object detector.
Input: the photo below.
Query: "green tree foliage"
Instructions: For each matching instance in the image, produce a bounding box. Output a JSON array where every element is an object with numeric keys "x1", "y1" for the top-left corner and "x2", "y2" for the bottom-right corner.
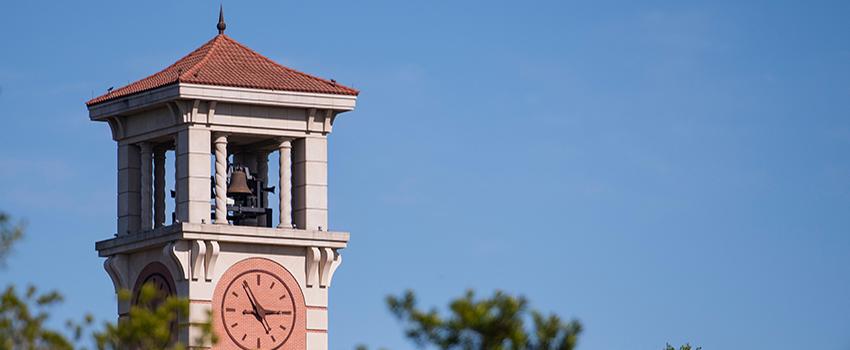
[
  {"x1": 665, "y1": 344, "x2": 701, "y2": 350},
  {"x1": 91, "y1": 285, "x2": 201, "y2": 350},
  {"x1": 384, "y1": 289, "x2": 582, "y2": 350},
  {"x1": 362, "y1": 290, "x2": 702, "y2": 350},
  {"x1": 0, "y1": 285, "x2": 73, "y2": 350},
  {"x1": 0, "y1": 212, "x2": 215, "y2": 349},
  {"x1": 0, "y1": 213, "x2": 24, "y2": 266}
]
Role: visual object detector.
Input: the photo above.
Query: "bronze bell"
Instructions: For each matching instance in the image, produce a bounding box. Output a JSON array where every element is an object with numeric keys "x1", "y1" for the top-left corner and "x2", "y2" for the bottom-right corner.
[{"x1": 227, "y1": 169, "x2": 252, "y2": 195}]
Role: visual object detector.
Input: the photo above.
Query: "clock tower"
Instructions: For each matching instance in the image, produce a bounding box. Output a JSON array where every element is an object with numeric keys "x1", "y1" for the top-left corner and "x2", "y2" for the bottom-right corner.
[{"x1": 87, "y1": 8, "x2": 357, "y2": 349}]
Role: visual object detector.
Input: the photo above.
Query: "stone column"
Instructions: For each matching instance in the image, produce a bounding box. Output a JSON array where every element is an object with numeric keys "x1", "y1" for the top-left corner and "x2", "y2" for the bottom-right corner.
[
  {"x1": 175, "y1": 127, "x2": 212, "y2": 224},
  {"x1": 277, "y1": 139, "x2": 293, "y2": 229},
  {"x1": 292, "y1": 137, "x2": 328, "y2": 230},
  {"x1": 214, "y1": 134, "x2": 228, "y2": 225},
  {"x1": 117, "y1": 144, "x2": 141, "y2": 235},
  {"x1": 256, "y1": 151, "x2": 269, "y2": 227},
  {"x1": 139, "y1": 142, "x2": 152, "y2": 231},
  {"x1": 153, "y1": 147, "x2": 166, "y2": 228}
]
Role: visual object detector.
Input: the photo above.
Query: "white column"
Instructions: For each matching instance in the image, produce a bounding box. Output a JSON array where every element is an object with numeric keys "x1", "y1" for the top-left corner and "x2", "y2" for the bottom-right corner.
[
  {"x1": 214, "y1": 134, "x2": 228, "y2": 225},
  {"x1": 175, "y1": 127, "x2": 212, "y2": 224},
  {"x1": 153, "y1": 147, "x2": 166, "y2": 228},
  {"x1": 117, "y1": 144, "x2": 141, "y2": 235},
  {"x1": 277, "y1": 139, "x2": 292, "y2": 229},
  {"x1": 292, "y1": 137, "x2": 328, "y2": 230},
  {"x1": 139, "y1": 142, "x2": 152, "y2": 231}
]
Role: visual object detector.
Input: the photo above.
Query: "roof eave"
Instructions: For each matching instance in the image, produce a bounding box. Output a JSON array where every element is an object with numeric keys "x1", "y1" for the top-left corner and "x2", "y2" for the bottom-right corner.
[{"x1": 88, "y1": 82, "x2": 358, "y2": 120}]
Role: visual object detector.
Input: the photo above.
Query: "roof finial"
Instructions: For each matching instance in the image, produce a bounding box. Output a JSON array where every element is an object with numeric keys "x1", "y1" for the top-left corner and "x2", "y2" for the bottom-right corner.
[{"x1": 217, "y1": 4, "x2": 226, "y2": 34}]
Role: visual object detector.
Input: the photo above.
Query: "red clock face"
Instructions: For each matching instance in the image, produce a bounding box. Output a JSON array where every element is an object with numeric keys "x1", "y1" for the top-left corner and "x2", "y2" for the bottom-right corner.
[
  {"x1": 221, "y1": 270, "x2": 296, "y2": 349},
  {"x1": 214, "y1": 258, "x2": 306, "y2": 350}
]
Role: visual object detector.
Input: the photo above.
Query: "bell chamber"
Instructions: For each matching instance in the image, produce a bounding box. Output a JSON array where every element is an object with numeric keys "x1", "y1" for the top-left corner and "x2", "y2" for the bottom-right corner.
[{"x1": 215, "y1": 162, "x2": 275, "y2": 227}]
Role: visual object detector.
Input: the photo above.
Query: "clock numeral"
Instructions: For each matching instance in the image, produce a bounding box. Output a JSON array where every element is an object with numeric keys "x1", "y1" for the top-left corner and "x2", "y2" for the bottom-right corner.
[
  {"x1": 256, "y1": 274, "x2": 260, "y2": 286},
  {"x1": 271, "y1": 335, "x2": 277, "y2": 342},
  {"x1": 279, "y1": 325, "x2": 287, "y2": 330},
  {"x1": 279, "y1": 294, "x2": 286, "y2": 300},
  {"x1": 225, "y1": 308, "x2": 236, "y2": 312},
  {"x1": 231, "y1": 291, "x2": 238, "y2": 298},
  {"x1": 241, "y1": 334, "x2": 247, "y2": 341},
  {"x1": 257, "y1": 337, "x2": 261, "y2": 348},
  {"x1": 230, "y1": 322, "x2": 239, "y2": 328},
  {"x1": 270, "y1": 281, "x2": 275, "y2": 289}
]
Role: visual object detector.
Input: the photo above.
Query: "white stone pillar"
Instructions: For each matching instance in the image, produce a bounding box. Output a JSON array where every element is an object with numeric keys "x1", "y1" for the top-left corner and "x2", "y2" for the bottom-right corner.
[
  {"x1": 293, "y1": 137, "x2": 328, "y2": 230},
  {"x1": 139, "y1": 142, "x2": 152, "y2": 231},
  {"x1": 117, "y1": 144, "x2": 141, "y2": 235},
  {"x1": 277, "y1": 139, "x2": 293, "y2": 229},
  {"x1": 175, "y1": 127, "x2": 212, "y2": 224},
  {"x1": 153, "y1": 147, "x2": 166, "y2": 228},
  {"x1": 214, "y1": 134, "x2": 228, "y2": 225}
]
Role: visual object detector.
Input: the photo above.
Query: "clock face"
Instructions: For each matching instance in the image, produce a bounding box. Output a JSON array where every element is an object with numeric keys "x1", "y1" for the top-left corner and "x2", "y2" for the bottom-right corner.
[
  {"x1": 133, "y1": 263, "x2": 175, "y2": 307},
  {"x1": 221, "y1": 270, "x2": 296, "y2": 349},
  {"x1": 213, "y1": 258, "x2": 306, "y2": 350},
  {"x1": 137, "y1": 273, "x2": 173, "y2": 300}
]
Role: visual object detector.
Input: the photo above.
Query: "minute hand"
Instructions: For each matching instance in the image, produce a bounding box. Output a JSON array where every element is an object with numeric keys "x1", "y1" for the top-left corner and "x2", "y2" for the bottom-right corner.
[
  {"x1": 241, "y1": 281, "x2": 262, "y2": 314},
  {"x1": 242, "y1": 281, "x2": 271, "y2": 333}
]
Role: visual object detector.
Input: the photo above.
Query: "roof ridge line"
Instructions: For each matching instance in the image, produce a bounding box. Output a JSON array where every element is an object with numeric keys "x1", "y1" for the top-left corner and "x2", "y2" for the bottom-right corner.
[
  {"x1": 180, "y1": 34, "x2": 224, "y2": 81},
  {"x1": 222, "y1": 35, "x2": 357, "y2": 93},
  {"x1": 85, "y1": 36, "x2": 220, "y2": 105}
]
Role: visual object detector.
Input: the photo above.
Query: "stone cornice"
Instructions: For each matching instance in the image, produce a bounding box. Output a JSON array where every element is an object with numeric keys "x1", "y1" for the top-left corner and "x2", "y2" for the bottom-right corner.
[
  {"x1": 88, "y1": 83, "x2": 357, "y2": 120},
  {"x1": 95, "y1": 222, "x2": 349, "y2": 257}
]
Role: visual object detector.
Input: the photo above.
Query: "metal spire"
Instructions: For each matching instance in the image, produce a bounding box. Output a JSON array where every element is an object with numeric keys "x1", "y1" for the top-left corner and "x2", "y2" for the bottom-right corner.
[{"x1": 217, "y1": 5, "x2": 226, "y2": 34}]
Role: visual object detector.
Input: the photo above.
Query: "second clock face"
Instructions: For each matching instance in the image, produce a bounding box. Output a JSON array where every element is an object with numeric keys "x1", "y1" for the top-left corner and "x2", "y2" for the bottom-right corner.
[
  {"x1": 138, "y1": 273, "x2": 173, "y2": 298},
  {"x1": 220, "y1": 269, "x2": 297, "y2": 350},
  {"x1": 133, "y1": 263, "x2": 175, "y2": 307}
]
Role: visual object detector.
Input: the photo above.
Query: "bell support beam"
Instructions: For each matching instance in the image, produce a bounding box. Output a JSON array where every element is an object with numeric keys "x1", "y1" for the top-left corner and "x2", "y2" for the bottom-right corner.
[{"x1": 256, "y1": 151, "x2": 270, "y2": 226}]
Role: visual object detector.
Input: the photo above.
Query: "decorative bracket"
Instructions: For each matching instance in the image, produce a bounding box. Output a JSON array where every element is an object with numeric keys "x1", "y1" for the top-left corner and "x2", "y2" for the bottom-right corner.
[
  {"x1": 204, "y1": 240, "x2": 220, "y2": 282},
  {"x1": 319, "y1": 248, "x2": 342, "y2": 288},
  {"x1": 166, "y1": 101, "x2": 190, "y2": 125},
  {"x1": 206, "y1": 101, "x2": 217, "y2": 125},
  {"x1": 328, "y1": 249, "x2": 342, "y2": 287},
  {"x1": 190, "y1": 99, "x2": 200, "y2": 123},
  {"x1": 322, "y1": 109, "x2": 333, "y2": 134},
  {"x1": 306, "y1": 108, "x2": 316, "y2": 133},
  {"x1": 305, "y1": 247, "x2": 321, "y2": 287},
  {"x1": 305, "y1": 247, "x2": 343, "y2": 288},
  {"x1": 104, "y1": 254, "x2": 129, "y2": 293},
  {"x1": 105, "y1": 116, "x2": 126, "y2": 141},
  {"x1": 191, "y1": 240, "x2": 207, "y2": 281},
  {"x1": 164, "y1": 240, "x2": 191, "y2": 280}
]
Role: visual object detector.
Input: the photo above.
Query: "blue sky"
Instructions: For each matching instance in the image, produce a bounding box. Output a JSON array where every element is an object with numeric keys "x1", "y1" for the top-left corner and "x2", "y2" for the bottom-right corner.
[{"x1": 1, "y1": 0, "x2": 849, "y2": 349}]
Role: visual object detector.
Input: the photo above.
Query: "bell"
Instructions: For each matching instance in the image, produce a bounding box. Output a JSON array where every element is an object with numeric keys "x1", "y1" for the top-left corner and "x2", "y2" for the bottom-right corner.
[{"x1": 227, "y1": 169, "x2": 253, "y2": 195}]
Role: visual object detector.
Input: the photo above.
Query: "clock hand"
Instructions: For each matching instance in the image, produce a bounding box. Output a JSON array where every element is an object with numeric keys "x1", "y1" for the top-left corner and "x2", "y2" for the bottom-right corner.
[
  {"x1": 261, "y1": 309, "x2": 292, "y2": 315},
  {"x1": 242, "y1": 282, "x2": 271, "y2": 333},
  {"x1": 241, "y1": 281, "x2": 260, "y2": 313}
]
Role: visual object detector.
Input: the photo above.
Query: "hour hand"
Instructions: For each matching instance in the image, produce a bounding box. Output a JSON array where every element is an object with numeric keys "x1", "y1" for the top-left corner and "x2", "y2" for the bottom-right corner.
[{"x1": 262, "y1": 309, "x2": 292, "y2": 315}]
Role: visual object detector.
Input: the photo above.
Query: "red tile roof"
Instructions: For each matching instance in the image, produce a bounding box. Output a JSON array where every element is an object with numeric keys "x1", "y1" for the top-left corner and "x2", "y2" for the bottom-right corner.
[{"x1": 87, "y1": 34, "x2": 358, "y2": 106}]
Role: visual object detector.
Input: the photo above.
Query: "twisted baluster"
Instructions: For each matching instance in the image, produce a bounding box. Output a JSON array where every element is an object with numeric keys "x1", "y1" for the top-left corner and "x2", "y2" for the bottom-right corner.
[{"x1": 214, "y1": 134, "x2": 228, "y2": 225}]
